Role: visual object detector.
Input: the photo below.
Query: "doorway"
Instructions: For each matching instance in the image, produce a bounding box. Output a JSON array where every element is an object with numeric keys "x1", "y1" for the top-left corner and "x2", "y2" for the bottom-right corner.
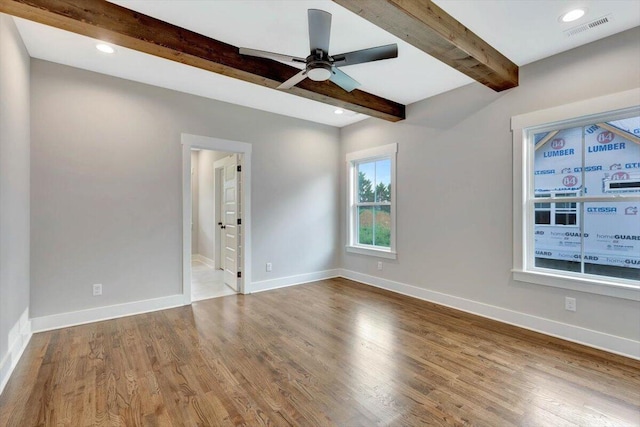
[
  {"x1": 190, "y1": 149, "x2": 240, "y2": 301},
  {"x1": 182, "y1": 134, "x2": 252, "y2": 304}
]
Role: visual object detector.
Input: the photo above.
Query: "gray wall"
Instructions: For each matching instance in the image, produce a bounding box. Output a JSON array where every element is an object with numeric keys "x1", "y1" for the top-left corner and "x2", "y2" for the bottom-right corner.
[
  {"x1": 0, "y1": 15, "x2": 30, "y2": 369},
  {"x1": 340, "y1": 27, "x2": 640, "y2": 341},
  {"x1": 30, "y1": 60, "x2": 340, "y2": 318}
]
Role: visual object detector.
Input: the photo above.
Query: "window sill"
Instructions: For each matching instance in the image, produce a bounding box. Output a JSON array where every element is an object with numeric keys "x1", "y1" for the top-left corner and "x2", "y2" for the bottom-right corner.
[
  {"x1": 346, "y1": 245, "x2": 397, "y2": 260},
  {"x1": 512, "y1": 269, "x2": 640, "y2": 301}
]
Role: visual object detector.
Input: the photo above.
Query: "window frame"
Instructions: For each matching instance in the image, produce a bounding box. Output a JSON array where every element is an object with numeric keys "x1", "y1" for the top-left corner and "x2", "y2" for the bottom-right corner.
[
  {"x1": 346, "y1": 143, "x2": 397, "y2": 259},
  {"x1": 512, "y1": 89, "x2": 640, "y2": 301}
]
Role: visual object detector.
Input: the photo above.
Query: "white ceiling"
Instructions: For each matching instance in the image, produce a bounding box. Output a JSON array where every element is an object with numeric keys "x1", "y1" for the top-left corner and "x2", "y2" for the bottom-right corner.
[{"x1": 13, "y1": 0, "x2": 640, "y2": 127}]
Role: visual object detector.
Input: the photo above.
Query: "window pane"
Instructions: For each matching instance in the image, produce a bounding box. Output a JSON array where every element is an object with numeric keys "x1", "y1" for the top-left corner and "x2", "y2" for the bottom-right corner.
[
  {"x1": 535, "y1": 201, "x2": 640, "y2": 280},
  {"x1": 584, "y1": 123, "x2": 640, "y2": 197},
  {"x1": 583, "y1": 202, "x2": 640, "y2": 280},
  {"x1": 534, "y1": 190, "x2": 553, "y2": 225},
  {"x1": 535, "y1": 211, "x2": 551, "y2": 225},
  {"x1": 606, "y1": 117, "x2": 640, "y2": 138},
  {"x1": 534, "y1": 257, "x2": 582, "y2": 273},
  {"x1": 374, "y1": 159, "x2": 391, "y2": 202},
  {"x1": 534, "y1": 127, "x2": 583, "y2": 197},
  {"x1": 534, "y1": 202, "x2": 582, "y2": 272},
  {"x1": 555, "y1": 213, "x2": 577, "y2": 225},
  {"x1": 357, "y1": 162, "x2": 375, "y2": 203},
  {"x1": 528, "y1": 113, "x2": 640, "y2": 284},
  {"x1": 555, "y1": 194, "x2": 577, "y2": 210},
  {"x1": 357, "y1": 206, "x2": 373, "y2": 245},
  {"x1": 373, "y1": 205, "x2": 391, "y2": 248},
  {"x1": 349, "y1": 144, "x2": 396, "y2": 254}
]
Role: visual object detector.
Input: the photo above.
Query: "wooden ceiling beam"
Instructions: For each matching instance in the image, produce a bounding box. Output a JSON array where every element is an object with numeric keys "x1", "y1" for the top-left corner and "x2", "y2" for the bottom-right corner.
[
  {"x1": 332, "y1": 0, "x2": 519, "y2": 92},
  {"x1": 0, "y1": 0, "x2": 405, "y2": 122}
]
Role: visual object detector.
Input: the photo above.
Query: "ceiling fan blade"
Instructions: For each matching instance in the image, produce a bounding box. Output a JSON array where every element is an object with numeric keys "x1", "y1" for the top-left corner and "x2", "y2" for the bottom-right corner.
[
  {"x1": 308, "y1": 9, "x2": 331, "y2": 54},
  {"x1": 239, "y1": 47, "x2": 306, "y2": 64},
  {"x1": 277, "y1": 69, "x2": 308, "y2": 90},
  {"x1": 332, "y1": 44, "x2": 398, "y2": 67},
  {"x1": 330, "y1": 67, "x2": 360, "y2": 92}
]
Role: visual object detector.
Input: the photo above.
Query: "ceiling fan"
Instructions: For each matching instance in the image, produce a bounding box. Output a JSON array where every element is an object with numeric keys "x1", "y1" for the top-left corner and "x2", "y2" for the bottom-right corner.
[{"x1": 239, "y1": 9, "x2": 398, "y2": 93}]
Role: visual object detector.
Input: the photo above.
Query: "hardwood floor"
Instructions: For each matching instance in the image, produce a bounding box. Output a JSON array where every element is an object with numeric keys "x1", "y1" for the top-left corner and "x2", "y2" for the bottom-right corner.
[{"x1": 1, "y1": 278, "x2": 639, "y2": 426}]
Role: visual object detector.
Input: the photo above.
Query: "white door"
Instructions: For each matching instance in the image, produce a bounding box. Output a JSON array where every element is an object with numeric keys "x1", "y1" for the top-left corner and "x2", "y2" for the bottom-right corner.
[
  {"x1": 216, "y1": 167, "x2": 224, "y2": 270},
  {"x1": 221, "y1": 154, "x2": 239, "y2": 291}
]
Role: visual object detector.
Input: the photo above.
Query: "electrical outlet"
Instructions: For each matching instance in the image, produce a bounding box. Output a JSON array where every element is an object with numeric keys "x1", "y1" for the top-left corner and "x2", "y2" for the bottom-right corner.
[
  {"x1": 565, "y1": 296, "x2": 576, "y2": 312},
  {"x1": 266, "y1": 262, "x2": 272, "y2": 272},
  {"x1": 93, "y1": 284, "x2": 102, "y2": 296},
  {"x1": 377, "y1": 261, "x2": 383, "y2": 271}
]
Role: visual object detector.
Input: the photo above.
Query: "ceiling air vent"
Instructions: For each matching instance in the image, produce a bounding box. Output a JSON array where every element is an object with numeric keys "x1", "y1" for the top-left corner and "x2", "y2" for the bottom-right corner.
[{"x1": 564, "y1": 14, "x2": 612, "y2": 37}]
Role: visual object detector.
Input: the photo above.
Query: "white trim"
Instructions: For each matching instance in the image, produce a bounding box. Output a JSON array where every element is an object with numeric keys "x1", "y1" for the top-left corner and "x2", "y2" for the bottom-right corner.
[
  {"x1": 0, "y1": 307, "x2": 32, "y2": 395},
  {"x1": 345, "y1": 143, "x2": 397, "y2": 162},
  {"x1": 182, "y1": 133, "x2": 252, "y2": 302},
  {"x1": 345, "y1": 245, "x2": 397, "y2": 259},
  {"x1": 251, "y1": 269, "x2": 340, "y2": 293},
  {"x1": 192, "y1": 254, "x2": 216, "y2": 269},
  {"x1": 513, "y1": 269, "x2": 640, "y2": 301},
  {"x1": 182, "y1": 133, "x2": 253, "y2": 154},
  {"x1": 339, "y1": 269, "x2": 640, "y2": 360},
  {"x1": 30, "y1": 294, "x2": 185, "y2": 333},
  {"x1": 511, "y1": 88, "x2": 640, "y2": 130}
]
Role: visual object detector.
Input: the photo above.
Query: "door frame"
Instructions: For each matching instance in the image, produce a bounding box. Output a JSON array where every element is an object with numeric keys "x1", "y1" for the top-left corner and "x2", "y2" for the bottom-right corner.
[{"x1": 181, "y1": 133, "x2": 252, "y2": 303}]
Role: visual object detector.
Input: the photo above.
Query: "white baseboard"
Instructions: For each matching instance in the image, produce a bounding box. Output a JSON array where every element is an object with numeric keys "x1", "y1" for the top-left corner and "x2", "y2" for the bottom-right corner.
[
  {"x1": 339, "y1": 269, "x2": 640, "y2": 360},
  {"x1": 251, "y1": 269, "x2": 340, "y2": 293},
  {"x1": 0, "y1": 307, "x2": 32, "y2": 396},
  {"x1": 192, "y1": 254, "x2": 216, "y2": 268},
  {"x1": 29, "y1": 267, "x2": 339, "y2": 333},
  {"x1": 31, "y1": 294, "x2": 185, "y2": 333}
]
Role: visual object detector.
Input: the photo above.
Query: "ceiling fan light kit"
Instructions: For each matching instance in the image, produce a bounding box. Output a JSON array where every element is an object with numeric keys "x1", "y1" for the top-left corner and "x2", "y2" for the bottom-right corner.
[
  {"x1": 307, "y1": 64, "x2": 332, "y2": 81},
  {"x1": 240, "y1": 9, "x2": 398, "y2": 92}
]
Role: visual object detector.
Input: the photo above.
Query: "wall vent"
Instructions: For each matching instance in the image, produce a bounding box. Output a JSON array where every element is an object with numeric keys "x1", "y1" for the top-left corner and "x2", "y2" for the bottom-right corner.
[{"x1": 564, "y1": 14, "x2": 612, "y2": 37}]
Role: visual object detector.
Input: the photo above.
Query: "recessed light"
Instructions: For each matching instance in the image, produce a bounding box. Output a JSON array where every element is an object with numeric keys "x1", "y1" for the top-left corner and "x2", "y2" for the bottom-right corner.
[
  {"x1": 96, "y1": 43, "x2": 115, "y2": 54},
  {"x1": 334, "y1": 109, "x2": 344, "y2": 115},
  {"x1": 560, "y1": 8, "x2": 586, "y2": 23}
]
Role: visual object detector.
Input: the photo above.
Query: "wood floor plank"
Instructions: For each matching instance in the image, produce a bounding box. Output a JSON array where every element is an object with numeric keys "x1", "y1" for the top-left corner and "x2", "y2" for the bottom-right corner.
[{"x1": 1, "y1": 278, "x2": 639, "y2": 426}]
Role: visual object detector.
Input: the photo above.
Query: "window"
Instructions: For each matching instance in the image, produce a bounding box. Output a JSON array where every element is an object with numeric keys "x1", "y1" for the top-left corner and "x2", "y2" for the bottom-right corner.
[
  {"x1": 346, "y1": 144, "x2": 397, "y2": 259},
  {"x1": 512, "y1": 90, "x2": 640, "y2": 300},
  {"x1": 534, "y1": 193, "x2": 578, "y2": 226}
]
